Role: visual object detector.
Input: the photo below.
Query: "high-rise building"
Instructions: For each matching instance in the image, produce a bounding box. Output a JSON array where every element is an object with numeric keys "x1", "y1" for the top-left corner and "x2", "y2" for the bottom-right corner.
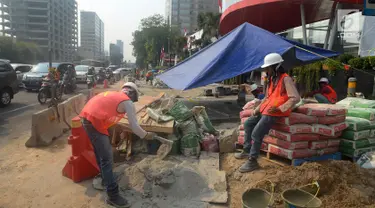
[
  {"x1": 0, "y1": 0, "x2": 78, "y2": 62},
  {"x1": 165, "y1": 0, "x2": 219, "y2": 34},
  {"x1": 80, "y1": 11, "x2": 104, "y2": 60},
  {"x1": 116, "y1": 40, "x2": 124, "y2": 55}
]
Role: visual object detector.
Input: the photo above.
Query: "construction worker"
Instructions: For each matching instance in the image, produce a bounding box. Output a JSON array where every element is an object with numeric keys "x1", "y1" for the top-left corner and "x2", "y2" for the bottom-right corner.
[
  {"x1": 235, "y1": 53, "x2": 300, "y2": 173},
  {"x1": 305, "y1": 77, "x2": 337, "y2": 104},
  {"x1": 47, "y1": 67, "x2": 60, "y2": 104},
  {"x1": 79, "y1": 82, "x2": 156, "y2": 208}
]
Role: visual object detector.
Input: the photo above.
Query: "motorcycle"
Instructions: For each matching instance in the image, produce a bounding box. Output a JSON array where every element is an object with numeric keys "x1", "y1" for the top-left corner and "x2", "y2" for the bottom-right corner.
[
  {"x1": 62, "y1": 72, "x2": 76, "y2": 94},
  {"x1": 96, "y1": 70, "x2": 105, "y2": 84},
  {"x1": 87, "y1": 74, "x2": 96, "y2": 89},
  {"x1": 105, "y1": 71, "x2": 115, "y2": 85},
  {"x1": 37, "y1": 77, "x2": 63, "y2": 105}
]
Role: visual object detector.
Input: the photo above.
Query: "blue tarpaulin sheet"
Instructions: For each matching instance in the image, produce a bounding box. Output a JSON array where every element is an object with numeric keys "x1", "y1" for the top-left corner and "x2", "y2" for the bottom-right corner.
[{"x1": 157, "y1": 22, "x2": 340, "y2": 90}]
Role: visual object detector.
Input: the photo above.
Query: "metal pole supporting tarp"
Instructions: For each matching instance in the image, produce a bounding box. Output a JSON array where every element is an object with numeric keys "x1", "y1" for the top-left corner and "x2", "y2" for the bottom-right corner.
[{"x1": 300, "y1": 4, "x2": 308, "y2": 45}]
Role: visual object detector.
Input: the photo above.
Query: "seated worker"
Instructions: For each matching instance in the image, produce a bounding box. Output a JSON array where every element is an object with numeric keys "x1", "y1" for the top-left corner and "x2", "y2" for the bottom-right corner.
[
  {"x1": 305, "y1": 77, "x2": 337, "y2": 104},
  {"x1": 235, "y1": 53, "x2": 300, "y2": 173},
  {"x1": 79, "y1": 82, "x2": 156, "y2": 208},
  {"x1": 249, "y1": 84, "x2": 265, "y2": 100}
]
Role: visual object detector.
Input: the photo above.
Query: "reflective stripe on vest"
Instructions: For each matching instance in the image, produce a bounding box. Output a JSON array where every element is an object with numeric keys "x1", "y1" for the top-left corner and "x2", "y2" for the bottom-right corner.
[
  {"x1": 259, "y1": 73, "x2": 291, "y2": 117},
  {"x1": 79, "y1": 91, "x2": 130, "y2": 135},
  {"x1": 322, "y1": 85, "x2": 337, "y2": 104}
]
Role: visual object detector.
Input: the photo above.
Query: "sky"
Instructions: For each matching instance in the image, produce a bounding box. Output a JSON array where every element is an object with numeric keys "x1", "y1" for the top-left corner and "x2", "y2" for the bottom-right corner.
[{"x1": 76, "y1": 0, "x2": 165, "y2": 62}]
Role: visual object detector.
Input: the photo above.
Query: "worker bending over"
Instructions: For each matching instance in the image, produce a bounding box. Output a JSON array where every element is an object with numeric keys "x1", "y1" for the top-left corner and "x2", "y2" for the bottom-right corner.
[
  {"x1": 79, "y1": 82, "x2": 156, "y2": 208},
  {"x1": 305, "y1": 77, "x2": 337, "y2": 104},
  {"x1": 236, "y1": 53, "x2": 300, "y2": 173}
]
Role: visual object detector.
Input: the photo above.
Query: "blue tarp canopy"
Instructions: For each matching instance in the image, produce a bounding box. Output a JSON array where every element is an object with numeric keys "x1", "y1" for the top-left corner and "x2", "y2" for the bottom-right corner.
[{"x1": 157, "y1": 22, "x2": 340, "y2": 90}]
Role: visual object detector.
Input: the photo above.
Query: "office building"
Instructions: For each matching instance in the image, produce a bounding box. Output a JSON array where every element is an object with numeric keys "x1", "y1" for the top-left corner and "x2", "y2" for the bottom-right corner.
[
  {"x1": 165, "y1": 0, "x2": 219, "y2": 34},
  {"x1": 0, "y1": 0, "x2": 78, "y2": 62},
  {"x1": 116, "y1": 40, "x2": 124, "y2": 55},
  {"x1": 80, "y1": 11, "x2": 104, "y2": 60}
]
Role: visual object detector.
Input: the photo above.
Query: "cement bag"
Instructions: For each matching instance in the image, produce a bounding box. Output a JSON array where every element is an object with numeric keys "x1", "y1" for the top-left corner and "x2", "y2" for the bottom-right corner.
[
  {"x1": 176, "y1": 119, "x2": 201, "y2": 137},
  {"x1": 317, "y1": 146, "x2": 339, "y2": 155},
  {"x1": 240, "y1": 109, "x2": 254, "y2": 119},
  {"x1": 340, "y1": 146, "x2": 373, "y2": 158},
  {"x1": 201, "y1": 133, "x2": 219, "y2": 152},
  {"x1": 327, "y1": 139, "x2": 341, "y2": 147},
  {"x1": 191, "y1": 106, "x2": 216, "y2": 134},
  {"x1": 180, "y1": 133, "x2": 201, "y2": 157},
  {"x1": 337, "y1": 97, "x2": 375, "y2": 108},
  {"x1": 268, "y1": 144, "x2": 316, "y2": 159},
  {"x1": 243, "y1": 99, "x2": 261, "y2": 110},
  {"x1": 341, "y1": 130, "x2": 370, "y2": 140},
  {"x1": 340, "y1": 139, "x2": 373, "y2": 149},
  {"x1": 263, "y1": 135, "x2": 308, "y2": 150},
  {"x1": 296, "y1": 104, "x2": 328, "y2": 117},
  {"x1": 272, "y1": 124, "x2": 313, "y2": 134},
  {"x1": 241, "y1": 117, "x2": 249, "y2": 124},
  {"x1": 167, "y1": 101, "x2": 193, "y2": 122},
  {"x1": 345, "y1": 116, "x2": 373, "y2": 131},
  {"x1": 319, "y1": 131, "x2": 343, "y2": 139},
  {"x1": 269, "y1": 129, "x2": 320, "y2": 142},
  {"x1": 318, "y1": 115, "x2": 346, "y2": 125},
  {"x1": 238, "y1": 135, "x2": 244, "y2": 145},
  {"x1": 313, "y1": 123, "x2": 348, "y2": 137},
  {"x1": 277, "y1": 112, "x2": 317, "y2": 125},
  {"x1": 309, "y1": 141, "x2": 328, "y2": 150},
  {"x1": 239, "y1": 125, "x2": 244, "y2": 130},
  {"x1": 347, "y1": 108, "x2": 375, "y2": 121}
]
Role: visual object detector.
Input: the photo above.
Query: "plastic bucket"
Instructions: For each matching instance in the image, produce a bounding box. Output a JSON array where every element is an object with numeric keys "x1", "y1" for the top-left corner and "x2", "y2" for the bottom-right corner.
[
  {"x1": 242, "y1": 180, "x2": 274, "y2": 208},
  {"x1": 281, "y1": 182, "x2": 322, "y2": 208}
]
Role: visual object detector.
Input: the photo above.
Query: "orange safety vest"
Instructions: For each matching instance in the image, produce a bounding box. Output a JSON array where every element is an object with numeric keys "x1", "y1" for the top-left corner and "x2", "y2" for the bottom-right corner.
[
  {"x1": 79, "y1": 91, "x2": 130, "y2": 135},
  {"x1": 260, "y1": 73, "x2": 292, "y2": 117},
  {"x1": 322, "y1": 85, "x2": 337, "y2": 104}
]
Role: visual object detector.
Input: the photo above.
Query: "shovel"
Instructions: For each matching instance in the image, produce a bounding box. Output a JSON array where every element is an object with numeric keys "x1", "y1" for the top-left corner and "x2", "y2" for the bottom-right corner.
[{"x1": 153, "y1": 136, "x2": 173, "y2": 160}]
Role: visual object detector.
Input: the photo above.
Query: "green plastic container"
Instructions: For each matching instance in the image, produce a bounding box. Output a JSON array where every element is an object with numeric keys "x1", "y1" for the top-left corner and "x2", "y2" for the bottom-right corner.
[{"x1": 282, "y1": 189, "x2": 322, "y2": 208}]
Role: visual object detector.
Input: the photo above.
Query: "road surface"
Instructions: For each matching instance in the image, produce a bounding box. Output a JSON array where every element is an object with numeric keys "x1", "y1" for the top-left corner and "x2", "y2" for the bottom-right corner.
[{"x1": 0, "y1": 83, "x2": 90, "y2": 146}]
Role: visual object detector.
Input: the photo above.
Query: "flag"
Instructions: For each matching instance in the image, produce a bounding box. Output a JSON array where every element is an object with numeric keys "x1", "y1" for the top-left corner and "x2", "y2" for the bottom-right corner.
[
  {"x1": 160, "y1": 47, "x2": 165, "y2": 59},
  {"x1": 218, "y1": 0, "x2": 222, "y2": 11},
  {"x1": 184, "y1": 28, "x2": 187, "y2": 37}
]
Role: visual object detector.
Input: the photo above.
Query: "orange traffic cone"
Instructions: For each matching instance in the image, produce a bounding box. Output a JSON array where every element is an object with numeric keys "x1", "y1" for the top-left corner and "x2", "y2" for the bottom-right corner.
[{"x1": 103, "y1": 79, "x2": 108, "y2": 88}]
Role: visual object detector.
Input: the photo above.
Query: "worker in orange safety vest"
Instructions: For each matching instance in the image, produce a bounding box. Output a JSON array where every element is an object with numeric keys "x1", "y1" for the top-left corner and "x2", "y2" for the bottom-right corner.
[
  {"x1": 235, "y1": 53, "x2": 301, "y2": 173},
  {"x1": 305, "y1": 77, "x2": 337, "y2": 104},
  {"x1": 79, "y1": 82, "x2": 156, "y2": 208}
]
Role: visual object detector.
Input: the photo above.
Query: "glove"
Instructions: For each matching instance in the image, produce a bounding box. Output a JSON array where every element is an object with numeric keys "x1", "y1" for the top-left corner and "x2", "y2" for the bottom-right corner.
[{"x1": 143, "y1": 132, "x2": 156, "y2": 140}]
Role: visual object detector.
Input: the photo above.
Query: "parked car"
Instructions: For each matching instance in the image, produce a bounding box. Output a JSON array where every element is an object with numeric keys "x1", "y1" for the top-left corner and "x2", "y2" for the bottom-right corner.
[
  {"x1": 23, "y1": 62, "x2": 75, "y2": 91},
  {"x1": 11, "y1": 63, "x2": 33, "y2": 87},
  {"x1": 0, "y1": 60, "x2": 19, "y2": 107},
  {"x1": 75, "y1": 65, "x2": 90, "y2": 83},
  {"x1": 113, "y1": 68, "x2": 132, "y2": 81}
]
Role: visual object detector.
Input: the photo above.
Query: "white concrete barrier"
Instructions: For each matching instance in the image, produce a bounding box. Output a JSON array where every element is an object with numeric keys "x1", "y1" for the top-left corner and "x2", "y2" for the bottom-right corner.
[
  {"x1": 72, "y1": 93, "x2": 86, "y2": 115},
  {"x1": 61, "y1": 98, "x2": 77, "y2": 129},
  {"x1": 25, "y1": 107, "x2": 67, "y2": 147}
]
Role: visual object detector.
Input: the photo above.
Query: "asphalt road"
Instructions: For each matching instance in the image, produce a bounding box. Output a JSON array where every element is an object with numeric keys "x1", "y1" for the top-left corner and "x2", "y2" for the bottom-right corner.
[{"x1": 0, "y1": 83, "x2": 90, "y2": 146}]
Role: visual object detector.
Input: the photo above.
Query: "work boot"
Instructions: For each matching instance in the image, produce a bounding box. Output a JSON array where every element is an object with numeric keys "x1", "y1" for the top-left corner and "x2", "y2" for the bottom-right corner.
[
  {"x1": 234, "y1": 150, "x2": 250, "y2": 159},
  {"x1": 239, "y1": 157, "x2": 260, "y2": 173},
  {"x1": 106, "y1": 193, "x2": 130, "y2": 208}
]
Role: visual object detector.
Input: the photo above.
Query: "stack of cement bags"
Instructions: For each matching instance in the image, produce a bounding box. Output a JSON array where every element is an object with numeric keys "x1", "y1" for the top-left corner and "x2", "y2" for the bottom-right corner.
[{"x1": 337, "y1": 98, "x2": 375, "y2": 159}]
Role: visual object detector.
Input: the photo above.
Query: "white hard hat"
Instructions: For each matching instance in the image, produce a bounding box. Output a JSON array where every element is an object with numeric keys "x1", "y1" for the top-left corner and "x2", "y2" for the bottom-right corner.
[
  {"x1": 250, "y1": 84, "x2": 258, "y2": 92},
  {"x1": 319, "y1": 77, "x2": 329, "y2": 83},
  {"x1": 261, "y1": 53, "x2": 284, "y2": 68},
  {"x1": 122, "y1": 82, "x2": 139, "y2": 96}
]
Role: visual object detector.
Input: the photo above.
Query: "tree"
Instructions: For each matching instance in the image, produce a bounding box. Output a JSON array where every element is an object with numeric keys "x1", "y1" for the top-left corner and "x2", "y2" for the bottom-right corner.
[
  {"x1": 197, "y1": 12, "x2": 221, "y2": 47},
  {"x1": 0, "y1": 36, "x2": 43, "y2": 63},
  {"x1": 131, "y1": 14, "x2": 185, "y2": 68}
]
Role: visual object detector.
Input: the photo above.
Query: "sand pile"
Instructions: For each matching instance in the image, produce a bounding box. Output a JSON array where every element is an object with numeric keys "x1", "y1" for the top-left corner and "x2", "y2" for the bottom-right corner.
[
  {"x1": 222, "y1": 154, "x2": 375, "y2": 208},
  {"x1": 118, "y1": 156, "x2": 217, "y2": 201}
]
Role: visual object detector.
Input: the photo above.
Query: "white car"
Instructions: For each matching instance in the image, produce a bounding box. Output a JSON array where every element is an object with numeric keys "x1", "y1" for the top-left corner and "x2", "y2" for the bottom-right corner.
[
  {"x1": 75, "y1": 65, "x2": 89, "y2": 82},
  {"x1": 113, "y1": 68, "x2": 132, "y2": 81}
]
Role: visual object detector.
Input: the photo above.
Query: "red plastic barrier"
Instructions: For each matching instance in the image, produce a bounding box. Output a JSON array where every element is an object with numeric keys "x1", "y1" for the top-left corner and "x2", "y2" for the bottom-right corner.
[{"x1": 62, "y1": 116, "x2": 99, "y2": 183}]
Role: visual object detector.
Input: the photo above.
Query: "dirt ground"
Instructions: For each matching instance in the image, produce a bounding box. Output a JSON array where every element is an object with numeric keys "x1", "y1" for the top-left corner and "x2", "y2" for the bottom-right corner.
[{"x1": 221, "y1": 153, "x2": 375, "y2": 208}]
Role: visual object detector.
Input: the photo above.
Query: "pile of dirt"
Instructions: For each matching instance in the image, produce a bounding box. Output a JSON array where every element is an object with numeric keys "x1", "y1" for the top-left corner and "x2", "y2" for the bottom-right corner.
[
  {"x1": 222, "y1": 154, "x2": 375, "y2": 208},
  {"x1": 118, "y1": 156, "x2": 214, "y2": 201}
]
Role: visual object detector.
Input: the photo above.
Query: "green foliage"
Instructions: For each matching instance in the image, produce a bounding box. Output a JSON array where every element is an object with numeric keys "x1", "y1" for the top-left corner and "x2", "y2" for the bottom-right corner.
[
  {"x1": 291, "y1": 62, "x2": 321, "y2": 92},
  {"x1": 348, "y1": 58, "x2": 364, "y2": 70},
  {"x1": 0, "y1": 36, "x2": 43, "y2": 64},
  {"x1": 338, "y1": 54, "x2": 355, "y2": 64},
  {"x1": 131, "y1": 14, "x2": 186, "y2": 68},
  {"x1": 197, "y1": 12, "x2": 221, "y2": 47},
  {"x1": 368, "y1": 56, "x2": 375, "y2": 68}
]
